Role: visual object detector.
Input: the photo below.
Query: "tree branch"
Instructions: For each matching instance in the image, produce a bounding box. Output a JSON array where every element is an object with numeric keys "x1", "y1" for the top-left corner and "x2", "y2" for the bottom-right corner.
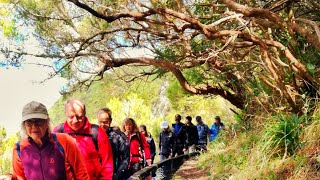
[
  {"x1": 68, "y1": 0, "x2": 156, "y2": 22},
  {"x1": 98, "y1": 55, "x2": 244, "y2": 108}
]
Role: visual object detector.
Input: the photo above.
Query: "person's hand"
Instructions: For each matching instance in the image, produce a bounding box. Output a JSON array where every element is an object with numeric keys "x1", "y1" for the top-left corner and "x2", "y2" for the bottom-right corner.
[
  {"x1": 0, "y1": 174, "x2": 12, "y2": 180},
  {"x1": 146, "y1": 159, "x2": 152, "y2": 166}
]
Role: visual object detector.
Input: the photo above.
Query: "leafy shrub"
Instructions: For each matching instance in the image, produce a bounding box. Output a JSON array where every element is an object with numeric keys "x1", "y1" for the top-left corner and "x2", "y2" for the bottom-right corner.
[{"x1": 261, "y1": 114, "x2": 306, "y2": 157}]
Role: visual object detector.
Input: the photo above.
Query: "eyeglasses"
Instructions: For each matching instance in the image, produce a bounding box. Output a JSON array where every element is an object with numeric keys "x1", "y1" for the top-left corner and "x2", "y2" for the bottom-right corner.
[{"x1": 24, "y1": 119, "x2": 46, "y2": 127}]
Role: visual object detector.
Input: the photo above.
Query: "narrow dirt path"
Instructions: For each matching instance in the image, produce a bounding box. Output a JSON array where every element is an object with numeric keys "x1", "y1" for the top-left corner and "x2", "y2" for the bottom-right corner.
[{"x1": 173, "y1": 157, "x2": 209, "y2": 180}]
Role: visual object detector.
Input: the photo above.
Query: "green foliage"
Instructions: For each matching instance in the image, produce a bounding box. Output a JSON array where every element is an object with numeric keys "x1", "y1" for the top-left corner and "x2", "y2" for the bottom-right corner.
[
  {"x1": 193, "y1": 1, "x2": 225, "y2": 24},
  {"x1": 184, "y1": 68, "x2": 204, "y2": 85},
  {"x1": 155, "y1": 46, "x2": 185, "y2": 62},
  {"x1": 196, "y1": 107, "x2": 320, "y2": 179},
  {"x1": 292, "y1": 34, "x2": 320, "y2": 76},
  {"x1": 190, "y1": 36, "x2": 212, "y2": 54},
  {"x1": 0, "y1": 19, "x2": 17, "y2": 37},
  {"x1": 261, "y1": 114, "x2": 306, "y2": 157},
  {"x1": 198, "y1": 132, "x2": 260, "y2": 179},
  {"x1": 166, "y1": 80, "x2": 190, "y2": 107},
  {"x1": 105, "y1": 94, "x2": 163, "y2": 138},
  {"x1": 166, "y1": 79, "x2": 236, "y2": 126},
  {"x1": 0, "y1": 5, "x2": 17, "y2": 38},
  {"x1": 0, "y1": 128, "x2": 19, "y2": 175}
]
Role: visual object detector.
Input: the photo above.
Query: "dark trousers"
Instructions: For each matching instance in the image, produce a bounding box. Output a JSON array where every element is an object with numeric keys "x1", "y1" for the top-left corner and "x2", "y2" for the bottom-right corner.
[
  {"x1": 123, "y1": 162, "x2": 143, "y2": 179},
  {"x1": 173, "y1": 144, "x2": 184, "y2": 157}
]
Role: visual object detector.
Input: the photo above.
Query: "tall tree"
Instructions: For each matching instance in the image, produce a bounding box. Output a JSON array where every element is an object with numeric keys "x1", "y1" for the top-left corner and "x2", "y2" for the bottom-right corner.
[{"x1": 1, "y1": 0, "x2": 320, "y2": 110}]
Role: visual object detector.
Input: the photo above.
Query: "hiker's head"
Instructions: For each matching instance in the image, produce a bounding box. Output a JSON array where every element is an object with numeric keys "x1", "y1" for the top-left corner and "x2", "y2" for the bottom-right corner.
[
  {"x1": 185, "y1": 116, "x2": 192, "y2": 125},
  {"x1": 65, "y1": 99, "x2": 86, "y2": 131},
  {"x1": 97, "y1": 108, "x2": 112, "y2": 131},
  {"x1": 139, "y1": 125, "x2": 148, "y2": 136},
  {"x1": 175, "y1": 114, "x2": 181, "y2": 123},
  {"x1": 21, "y1": 101, "x2": 50, "y2": 144},
  {"x1": 121, "y1": 118, "x2": 139, "y2": 134},
  {"x1": 215, "y1": 116, "x2": 221, "y2": 124},
  {"x1": 196, "y1": 116, "x2": 203, "y2": 124},
  {"x1": 160, "y1": 121, "x2": 169, "y2": 131}
]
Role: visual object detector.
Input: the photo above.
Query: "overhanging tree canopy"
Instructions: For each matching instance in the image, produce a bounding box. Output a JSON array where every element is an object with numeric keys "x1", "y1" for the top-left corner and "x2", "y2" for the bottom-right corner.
[{"x1": 1, "y1": 0, "x2": 320, "y2": 111}]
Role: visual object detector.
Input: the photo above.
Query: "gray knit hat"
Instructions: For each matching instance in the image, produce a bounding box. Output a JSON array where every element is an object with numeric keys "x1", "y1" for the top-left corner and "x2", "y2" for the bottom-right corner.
[{"x1": 22, "y1": 101, "x2": 49, "y2": 121}]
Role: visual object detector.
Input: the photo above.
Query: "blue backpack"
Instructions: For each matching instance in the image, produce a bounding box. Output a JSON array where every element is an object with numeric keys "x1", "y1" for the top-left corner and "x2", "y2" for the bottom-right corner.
[{"x1": 16, "y1": 133, "x2": 64, "y2": 158}]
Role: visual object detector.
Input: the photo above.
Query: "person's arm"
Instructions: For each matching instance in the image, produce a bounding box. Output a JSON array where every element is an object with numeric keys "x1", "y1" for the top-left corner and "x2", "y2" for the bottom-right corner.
[
  {"x1": 181, "y1": 126, "x2": 188, "y2": 150},
  {"x1": 116, "y1": 132, "x2": 130, "y2": 178},
  {"x1": 150, "y1": 136, "x2": 156, "y2": 159},
  {"x1": 221, "y1": 123, "x2": 226, "y2": 130},
  {"x1": 194, "y1": 126, "x2": 199, "y2": 145},
  {"x1": 206, "y1": 125, "x2": 211, "y2": 141},
  {"x1": 12, "y1": 142, "x2": 25, "y2": 180},
  {"x1": 159, "y1": 132, "x2": 162, "y2": 151},
  {"x1": 59, "y1": 134, "x2": 89, "y2": 180},
  {"x1": 209, "y1": 124, "x2": 214, "y2": 134},
  {"x1": 170, "y1": 132, "x2": 175, "y2": 156},
  {"x1": 97, "y1": 127, "x2": 114, "y2": 180}
]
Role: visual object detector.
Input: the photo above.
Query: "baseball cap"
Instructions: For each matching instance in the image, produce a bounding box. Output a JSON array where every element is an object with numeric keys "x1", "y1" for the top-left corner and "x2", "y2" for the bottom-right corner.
[
  {"x1": 22, "y1": 101, "x2": 49, "y2": 121},
  {"x1": 160, "y1": 121, "x2": 169, "y2": 128}
]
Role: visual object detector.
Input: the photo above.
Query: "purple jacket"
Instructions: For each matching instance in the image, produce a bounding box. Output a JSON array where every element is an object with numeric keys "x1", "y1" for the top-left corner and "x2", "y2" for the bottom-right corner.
[
  {"x1": 17, "y1": 135, "x2": 66, "y2": 180},
  {"x1": 13, "y1": 133, "x2": 89, "y2": 180}
]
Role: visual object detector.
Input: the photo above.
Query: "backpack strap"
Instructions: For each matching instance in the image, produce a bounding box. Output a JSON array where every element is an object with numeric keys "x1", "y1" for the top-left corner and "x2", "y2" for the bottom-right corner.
[
  {"x1": 16, "y1": 141, "x2": 21, "y2": 158},
  {"x1": 52, "y1": 133, "x2": 65, "y2": 155},
  {"x1": 16, "y1": 134, "x2": 65, "y2": 158},
  {"x1": 56, "y1": 123, "x2": 99, "y2": 151},
  {"x1": 90, "y1": 124, "x2": 99, "y2": 151},
  {"x1": 56, "y1": 123, "x2": 64, "y2": 133},
  {"x1": 136, "y1": 132, "x2": 146, "y2": 166},
  {"x1": 136, "y1": 132, "x2": 144, "y2": 152}
]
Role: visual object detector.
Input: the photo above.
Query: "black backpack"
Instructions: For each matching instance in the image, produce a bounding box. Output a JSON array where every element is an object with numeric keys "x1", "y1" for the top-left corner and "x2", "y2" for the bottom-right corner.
[{"x1": 56, "y1": 123, "x2": 99, "y2": 151}]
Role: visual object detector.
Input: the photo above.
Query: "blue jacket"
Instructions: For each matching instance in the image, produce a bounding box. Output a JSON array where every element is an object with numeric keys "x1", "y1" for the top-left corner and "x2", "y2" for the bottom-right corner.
[
  {"x1": 196, "y1": 123, "x2": 210, "y2": 144},
  {"x1": 210, "y1": 123, "x2": 225, "y2": 141}
]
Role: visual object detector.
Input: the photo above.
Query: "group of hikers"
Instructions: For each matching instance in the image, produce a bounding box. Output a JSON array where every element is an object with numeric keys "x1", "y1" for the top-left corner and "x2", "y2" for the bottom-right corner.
[{"x1": 1, "y1": 99, "x2": 225, "y2": 180}]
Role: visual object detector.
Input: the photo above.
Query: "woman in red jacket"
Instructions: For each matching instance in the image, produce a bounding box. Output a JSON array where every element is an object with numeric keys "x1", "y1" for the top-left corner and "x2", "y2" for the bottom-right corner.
[{"x1": 121, "y1": 118, "x2": 151, "y2": 178}]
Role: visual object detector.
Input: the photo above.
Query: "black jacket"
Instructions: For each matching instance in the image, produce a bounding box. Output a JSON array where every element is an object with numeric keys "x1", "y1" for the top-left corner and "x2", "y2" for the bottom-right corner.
[
  {"x1": 107, "y1": 127, "x2": 130, "y2": 180},
  {"x1": 172, "y1": 122, "x2": 186, "y2": 145},
  {"x1": 159, "y1": 130, "x2": 175, "y2": 156},
  {"x1": 145, "y1": 133, "x2": 156, "y2": 162},
  {"x1": 181, "y1": 123, "x2": 199, "y2": 147}
]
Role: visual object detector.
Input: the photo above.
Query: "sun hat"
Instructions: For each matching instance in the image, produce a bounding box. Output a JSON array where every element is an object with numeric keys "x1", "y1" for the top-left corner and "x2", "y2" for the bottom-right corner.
[
  {"x1": 160, "y1": 121, "x2": 169, "y2": 128},
  {"x1": 22, "y1": 101, "x2": 49, "y2": 121}
]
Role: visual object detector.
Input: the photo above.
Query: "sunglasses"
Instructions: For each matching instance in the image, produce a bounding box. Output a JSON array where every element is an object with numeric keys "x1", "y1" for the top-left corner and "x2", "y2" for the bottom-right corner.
[{"x1": 24, "y1": 119, "x2": 46, "y2": 127}]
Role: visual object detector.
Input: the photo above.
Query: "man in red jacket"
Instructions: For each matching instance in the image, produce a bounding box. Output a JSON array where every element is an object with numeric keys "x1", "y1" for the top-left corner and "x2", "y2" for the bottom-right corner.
[{"x1": 53, "y1": 99, "x2": 113, "y2": 180}]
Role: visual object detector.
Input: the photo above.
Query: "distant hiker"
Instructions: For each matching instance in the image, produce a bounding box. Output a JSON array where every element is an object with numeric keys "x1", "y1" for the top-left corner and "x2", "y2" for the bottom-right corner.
[
  {"x1": 195, "y1": 116, "x2": 210, "y2": 151},
  {"x1": 171, "y1": 114, "x2": 186, "y2": 156},
  {"x1": 139, "y1": 125, "x2": 156, "y2": 178},
  {"x1": 159, "y1": 121, "x2": 175, "y2": 161},
  {"x1": 182, "y1": 116, "x2": 199, "y2": 154},
  {"x1": 139, "y1": 125, "x2": 156, "y2": 165},
  {"x1": 121, "y1": 118, "x2": 151, "y2": 179},
  {"x1": 98, "y1": 108, "x2": 130, "y2": 180},
  {"x1": 12, "y1": 101, "x2": 89, "y2": 180},
  {"x1": 210, "y1": 116, "x2": 225, "y2": 142},
  {"x1": 53, "y1": 99, "x2": 113, "y2": 180}
]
